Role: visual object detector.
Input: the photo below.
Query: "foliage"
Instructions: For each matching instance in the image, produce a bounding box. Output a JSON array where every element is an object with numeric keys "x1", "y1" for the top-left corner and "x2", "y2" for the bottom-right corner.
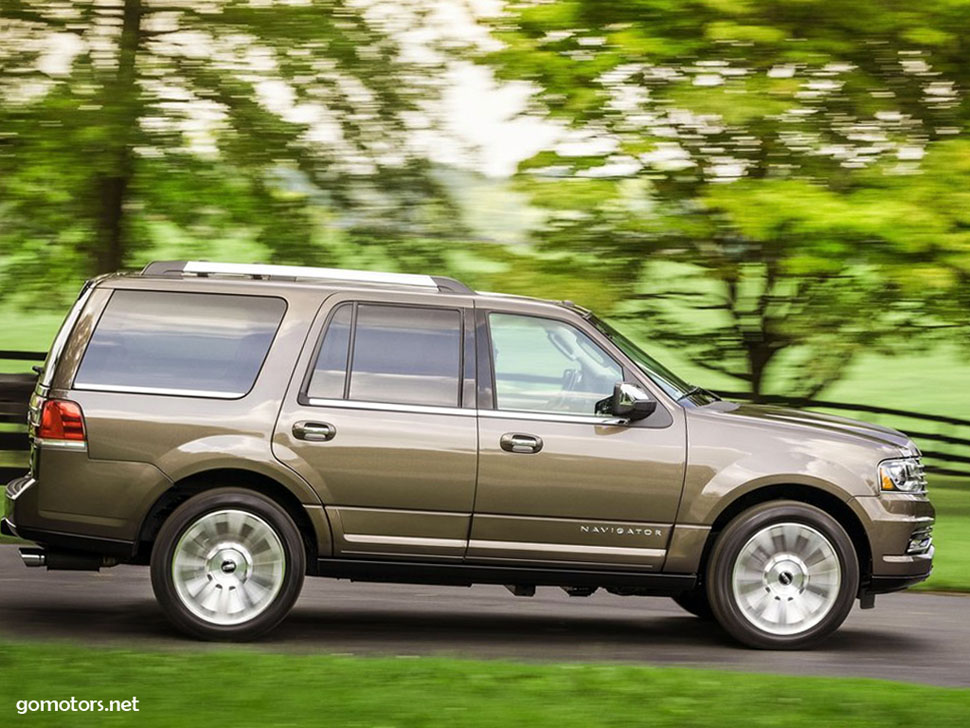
[
  {"x1": 483, "y1": 0, "x2": 970, "y2": 397},
  {"x1": 0, "y1": 0, "x2": 459, "y2": 308}
]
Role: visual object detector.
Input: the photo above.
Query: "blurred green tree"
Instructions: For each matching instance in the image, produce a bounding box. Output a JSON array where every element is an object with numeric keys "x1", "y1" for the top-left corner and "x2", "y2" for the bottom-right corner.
[
  {"x1": 482, "y1": 0, "x2": 968, "y2": 398},
  {"x1": 0, "y1": 0, "x2": 456, "y2": 305}
]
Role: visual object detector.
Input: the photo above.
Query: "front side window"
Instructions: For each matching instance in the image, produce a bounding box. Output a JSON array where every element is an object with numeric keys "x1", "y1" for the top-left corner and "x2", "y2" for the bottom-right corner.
[
  {"x1": 75, "y1": 290, "x2": 285, "y2": 397},
  {"x1": 588, "y1": 314, "x2": 694, "y2": 400},
  {"x1": 489, "y1": 313, "x2": 622, "y2": 415},
  {"x1": 307, "y1": 303, "x2": 462, "y2": 408}
]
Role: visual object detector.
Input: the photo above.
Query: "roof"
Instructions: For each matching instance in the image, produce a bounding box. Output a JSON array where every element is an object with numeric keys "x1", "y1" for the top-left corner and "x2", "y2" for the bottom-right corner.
[{"x1": 134, "y1": 261, "x2": 587, "y2": 319}]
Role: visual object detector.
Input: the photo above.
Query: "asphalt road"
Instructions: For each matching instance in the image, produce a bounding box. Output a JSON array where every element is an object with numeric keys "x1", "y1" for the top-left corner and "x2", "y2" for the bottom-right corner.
[{"x1": 0, "y1": 545, "x2": 966, "y2": 687}]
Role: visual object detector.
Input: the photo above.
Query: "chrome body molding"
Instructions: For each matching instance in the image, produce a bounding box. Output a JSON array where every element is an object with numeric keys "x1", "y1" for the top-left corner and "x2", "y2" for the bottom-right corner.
[
  {"x1": 72, "y1": 383, "x2": 245, "y2": 399},
  {"x1": 306, "y1": 398, "x2": 475, "y2": 417},
  {"x1": 5, "y1": 476, "x2": 36, "y2": 500},
  {"x1": 468, "y1": 539, "x2": 666, "y2": 559},
  {"x1": 33, "y1": 439, "x2": 88, "y2": 452},
  {"x1": 342, "y1": 534, "x2": 468, "y2": 550},
  {"x1": 305, "y1": 398, "x2": 629, "y2": 425},
  {"x1": 479, "y1": 409, "x2": 628, "y2": 426}
]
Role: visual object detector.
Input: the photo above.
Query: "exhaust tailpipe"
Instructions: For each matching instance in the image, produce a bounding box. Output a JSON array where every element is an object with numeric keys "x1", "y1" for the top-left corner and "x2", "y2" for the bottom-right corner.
[
  {"x1": 19, "y1": 548, "x2": 46, "y2": 568},
  {"x1": 19, "y1": 547, "x2": 115, "y2": 571}
]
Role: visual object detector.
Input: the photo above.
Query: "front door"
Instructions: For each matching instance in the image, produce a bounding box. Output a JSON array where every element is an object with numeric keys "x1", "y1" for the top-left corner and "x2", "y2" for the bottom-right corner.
[
  {"x1": 274, "y1": 292, "x2": 477, "y2": 560},
  {"x1": 469, "y1": 310, "x2": 687, "y2": 570}
]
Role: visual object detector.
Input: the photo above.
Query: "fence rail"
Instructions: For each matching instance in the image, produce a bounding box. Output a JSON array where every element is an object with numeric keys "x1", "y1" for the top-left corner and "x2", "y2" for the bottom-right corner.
[
  {"x1": 0, "y1": 350, "x2": 46, "y2": 361},
  {"x1": 0, "y1": 363, "x2": 38, "y2": 482},
  {"x1": 1, "y1": 353, "x2": 968, "y2": 482},
  {"x1": 715, "y1": 391, "x2": 970, "y2": 478}
]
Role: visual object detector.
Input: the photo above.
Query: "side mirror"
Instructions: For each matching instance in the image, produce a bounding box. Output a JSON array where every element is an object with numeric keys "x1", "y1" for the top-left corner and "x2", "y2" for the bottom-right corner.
[{"x1": 598, "y1": 382, "x2": 657, "y2": 421}]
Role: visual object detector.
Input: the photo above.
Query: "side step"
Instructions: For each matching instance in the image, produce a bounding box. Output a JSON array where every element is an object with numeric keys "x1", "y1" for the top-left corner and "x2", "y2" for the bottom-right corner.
[{"x1": 315, "y1": 557, "x2": 696, "y2": 595}]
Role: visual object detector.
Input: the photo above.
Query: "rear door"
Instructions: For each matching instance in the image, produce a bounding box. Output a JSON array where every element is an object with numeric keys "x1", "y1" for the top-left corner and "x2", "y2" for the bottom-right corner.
[
  {"x1": 274, "y1": 291, "x2": 478, "y2": 561},
  {"x1": 468, "y1": 307, "x2": 687, "y2": 571}
]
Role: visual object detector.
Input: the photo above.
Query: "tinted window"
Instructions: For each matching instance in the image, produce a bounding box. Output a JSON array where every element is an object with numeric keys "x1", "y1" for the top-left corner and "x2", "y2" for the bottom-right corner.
[
  {"x1": 307, "y1": 304, "x2": 352, "y2": 399},
  {"x1": 489, "y1": 313, "x2": 622, "y2": 415},
  {"x1": 75, "y1": 291, "x2": 285, "y2": 397},
  {"x1": 347, "y1": 305, "x2": 461, "y2": 407}
]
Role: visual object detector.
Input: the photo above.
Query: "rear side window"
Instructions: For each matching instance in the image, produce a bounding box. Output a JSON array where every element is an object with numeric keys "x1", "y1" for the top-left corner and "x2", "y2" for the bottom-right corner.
[
  {"x1": 39, "y1": 280, "x2": 95, "y2": 389},
  {"x1": 75, "y1": 291, "x2": 286, "y2": 398},
  {"x1": 306, "y1": 303, "x2": 462, "y2": 408}
]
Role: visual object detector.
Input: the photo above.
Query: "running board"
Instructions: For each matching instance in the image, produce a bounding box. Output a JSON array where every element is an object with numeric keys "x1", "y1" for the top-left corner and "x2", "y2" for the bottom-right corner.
[{"x1": 314, "y1": 558, "x2": 696, "y2": 594}]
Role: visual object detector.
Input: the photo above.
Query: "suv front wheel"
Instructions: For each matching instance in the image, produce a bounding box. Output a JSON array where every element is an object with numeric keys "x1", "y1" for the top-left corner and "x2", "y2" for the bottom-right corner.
[
  {"x1": 150, "y1": 488, "x2": 306, "y2": 640},
  {"x1": 706, "y1": 500, "x2": 859, "y2": 650}
]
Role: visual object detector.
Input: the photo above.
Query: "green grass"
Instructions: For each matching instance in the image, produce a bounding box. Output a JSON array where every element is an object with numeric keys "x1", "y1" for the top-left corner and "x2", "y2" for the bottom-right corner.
[
  {"x1": 0, "y1": 308, "x2": 60, "y2": 374},
  {"x1": 0, "y1": 643, "x2": 967, "y2": 727}
]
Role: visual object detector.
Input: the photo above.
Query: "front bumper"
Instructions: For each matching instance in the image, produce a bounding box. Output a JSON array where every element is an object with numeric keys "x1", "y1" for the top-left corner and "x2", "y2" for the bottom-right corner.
[
  {"x1": 852, "y1": 491, "x2": 935, "y2": 590},
  {"x1": 869, "y1": 568, "x2": 933, "y2": 594}
]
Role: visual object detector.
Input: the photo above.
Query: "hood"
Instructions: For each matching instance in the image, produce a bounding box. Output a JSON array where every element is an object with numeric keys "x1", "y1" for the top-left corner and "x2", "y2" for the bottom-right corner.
[{"x1": 698, "y1": 401, "x2": 916, "y2": 454}]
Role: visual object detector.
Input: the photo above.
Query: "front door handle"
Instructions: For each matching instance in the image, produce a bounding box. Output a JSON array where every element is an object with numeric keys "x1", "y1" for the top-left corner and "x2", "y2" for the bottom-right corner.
[
  {"x1": 293, "y1": 421, "x2": 336, "y2": 442},
  {"x1": 500, "y1": 432, "x2": 543, "y2": 454}
]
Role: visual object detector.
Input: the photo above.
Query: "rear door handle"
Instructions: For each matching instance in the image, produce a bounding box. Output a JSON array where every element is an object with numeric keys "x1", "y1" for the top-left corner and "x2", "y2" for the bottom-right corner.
[
  {"x1": 500, "y1": 432, "x2": 543, "y2": 454},
  {"x1": 293, "y1": 421, "x2": 336, "y2": 442}
]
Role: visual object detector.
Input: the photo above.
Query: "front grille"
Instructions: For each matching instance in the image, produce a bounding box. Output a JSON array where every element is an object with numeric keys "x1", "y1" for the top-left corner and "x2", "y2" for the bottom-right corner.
[{"x1": 913, "y1": 458, "x2": 928, "y2": 492}]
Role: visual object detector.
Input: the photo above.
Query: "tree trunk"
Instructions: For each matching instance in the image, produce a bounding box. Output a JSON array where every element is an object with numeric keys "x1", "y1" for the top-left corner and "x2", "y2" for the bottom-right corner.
[
  {"x1": 748, "y1": 345, "x2": 768, "y2": 401},
  {"x1": 93, "y1": 0, "x2": 142, "y2": 275}
]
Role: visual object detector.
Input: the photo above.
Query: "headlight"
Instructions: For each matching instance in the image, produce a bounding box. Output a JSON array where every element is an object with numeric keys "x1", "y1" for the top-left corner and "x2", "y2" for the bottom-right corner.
[{"x1": 878, "y1": 458, "x2": 927, "y2": 493}]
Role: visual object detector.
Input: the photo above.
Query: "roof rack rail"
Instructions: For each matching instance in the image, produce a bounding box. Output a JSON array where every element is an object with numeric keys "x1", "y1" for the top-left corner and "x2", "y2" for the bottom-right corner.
[{"x1": 140, "y1": 261, "x2": 473, "y2": 295}]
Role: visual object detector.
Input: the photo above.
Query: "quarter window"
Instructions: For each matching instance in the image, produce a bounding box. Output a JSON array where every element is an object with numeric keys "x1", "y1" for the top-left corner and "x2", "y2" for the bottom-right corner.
[
  {"x1": 489, "y1": 313, "x2": 622, "y2": 415},
  {"x1": 75, "y1": 291, "x2": 285, "y2": 397},
  {"x1": 307, "y1": 303, "x2": 462, "y2": 408},
  {"x1": 307, "y1": 304, "x2": 352, "y2": 399}
]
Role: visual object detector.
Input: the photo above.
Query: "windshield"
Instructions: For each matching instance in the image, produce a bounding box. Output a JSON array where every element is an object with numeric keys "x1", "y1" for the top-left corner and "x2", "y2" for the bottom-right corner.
[{"x1": 587, "y1": 315, "x2": 695, "y2": 400}]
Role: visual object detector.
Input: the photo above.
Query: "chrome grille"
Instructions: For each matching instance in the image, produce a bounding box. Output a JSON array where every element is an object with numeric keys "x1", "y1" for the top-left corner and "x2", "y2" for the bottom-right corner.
[{"x1": 914, "y1": 458, "x2": 928, "y2": 491}]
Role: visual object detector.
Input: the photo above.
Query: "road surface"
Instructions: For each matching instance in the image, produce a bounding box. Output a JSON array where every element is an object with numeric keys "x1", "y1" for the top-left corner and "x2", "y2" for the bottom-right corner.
[{"x1": 0, "y1": 545, "x2": 965, "y2": 687}]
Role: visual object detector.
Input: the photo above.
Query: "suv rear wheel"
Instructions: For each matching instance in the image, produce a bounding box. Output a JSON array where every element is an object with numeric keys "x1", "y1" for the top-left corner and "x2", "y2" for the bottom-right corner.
[
  {"x1": 150, "y1": 488, "x2": 305, "y2": 640},
  {"x1": 706, "y1": 500, "x2": 858, "y2": 649}
]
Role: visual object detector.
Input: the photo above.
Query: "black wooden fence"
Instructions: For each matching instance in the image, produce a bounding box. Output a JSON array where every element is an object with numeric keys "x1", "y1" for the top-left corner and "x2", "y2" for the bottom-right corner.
[
  {"x1": 0, "y1": 351, "x2": 44, "y2": 483},
  {"x1": 714, "y1": 391, "x2": 970, "y2": 478},
  {"x1": 1, "y1": 351, "x2": 968, "y2": 481}
]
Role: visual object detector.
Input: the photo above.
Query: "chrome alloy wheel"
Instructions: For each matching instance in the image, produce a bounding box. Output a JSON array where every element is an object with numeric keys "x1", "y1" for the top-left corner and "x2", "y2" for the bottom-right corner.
[
  {"x1": 731, "y1": 522, "x2": 842, "y2": 636},
  {"x1": 171, "y1": 509, "x2": 286, "y2": 626}
]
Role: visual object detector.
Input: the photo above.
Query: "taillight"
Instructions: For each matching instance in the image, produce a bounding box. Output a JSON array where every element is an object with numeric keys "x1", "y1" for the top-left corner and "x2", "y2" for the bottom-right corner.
[{"x1": 38, "y1": 400, "x2": 86, "y2": 441}]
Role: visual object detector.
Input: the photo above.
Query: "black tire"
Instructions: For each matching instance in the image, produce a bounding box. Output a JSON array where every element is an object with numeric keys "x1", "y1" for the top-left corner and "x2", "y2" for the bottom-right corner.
[
  {"x1": 672, "y1": 588, "x2": 714, "y2": 620},
  {"x1": 150, "y1": 488, "x2": 306, "y2": 641},
  {"x1": 706, "y1": 500, "x2": 859, "y2": 650}
]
